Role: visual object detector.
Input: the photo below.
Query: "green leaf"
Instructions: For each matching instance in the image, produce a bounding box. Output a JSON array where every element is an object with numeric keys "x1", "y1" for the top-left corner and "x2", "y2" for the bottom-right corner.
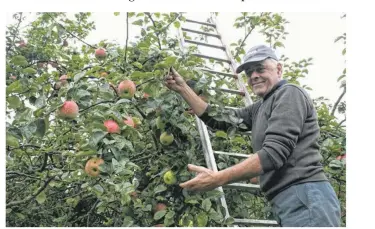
[
  {"x1": 22, "y1": 67, "x2": 37, "y2": 75},
  {"x1": 76, "y1": 89, "x2": 91, "y2": 100},
  {"x1": 74, "y1": 71, "x2": 86, "y2": 82},
  {"x1": 6, "y1": 208, "x2": 12, "y2": 214},
  {"x1": 173, "y1": 21, "x2": 181, "y2": 28},
  {"x1": 93, "y1": 184, "x2": 104, "y2": 195},
  {"x1": 34, "y1": 118, "x2": 48, "y2": 138},
  {"x1": 165, "y1": 210, "x2": 175, "y2": 219},
  {"x1": 164, "y1": 56, "x2": 177, "y2": 66},
  {"x1": 11, "y1": 55, "x2": 28, "y2": 67},
  {"x1": 7, "y1": 96, "x2": 22, "y2": 109},
  {"x1": 154, "y1": 184, "x2": 167, "y2": 194},
  {"x1": 197, "y1": 212, "x2": 208, "y2": 227},
  {"x1": 6, "y1": 80, "x2": 22, "y2": 95},
  {"x1": 202, "y1": 199, "x2": 212, "y2": 211},
  {"x1": 132, "y1": 62, "x2": 143, "y2": 69},
  {"x1": 224, "y1": 216, "x2": 235, "y2": 225},
  {"x1": 154, "y1": 210, "x2": 167, "y2": 220},
  {"x1": 116, "y1": 98, "x2": 131, "y2": 104},
  {"x1": 35, "y1": 95, "x2": 46, "y2": 108},
  {"x1": 6, "y1": 134, "x2": 19, "y2": 147},
  {"x1": 114, "y1": 12, "x2": 120, "y2": 16},
  {"x1": 36, "y1": 191, "x2": 47, "y2": 204},
  {"x1": 132, "y1": 19, "x2": 143, "y2": 26},
  {"x1": 128, "y1": 13, "x2": 135, "y2": 18},
  {"x1": 215, "y1": 130, "x2": 227, "y2": 139},
  {"x1": 205, "y1": 190, "x2": 223, "y2": 199},
  {"x1": 89, "y1": 131, "x2": 107, "y2": 148}
]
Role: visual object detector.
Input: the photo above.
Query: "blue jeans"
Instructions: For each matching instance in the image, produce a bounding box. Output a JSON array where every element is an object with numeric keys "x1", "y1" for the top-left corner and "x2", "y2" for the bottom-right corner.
[{"x1": 269, "y1": 181, "x2": 341, "y2": 227}]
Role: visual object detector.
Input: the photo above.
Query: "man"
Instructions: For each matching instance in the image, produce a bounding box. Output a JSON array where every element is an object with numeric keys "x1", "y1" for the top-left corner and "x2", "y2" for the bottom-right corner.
[{"x1": 164, "y1": 44, "x2": 341, "y2": 227}]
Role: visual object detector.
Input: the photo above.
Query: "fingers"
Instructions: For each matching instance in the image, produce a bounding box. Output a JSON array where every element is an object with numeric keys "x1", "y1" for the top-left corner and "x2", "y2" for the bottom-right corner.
[
  {"x1": 187, "y1": 164, "x2": 207, "y2": 173},
  {"x1": 170, "y1": 66, "x2": 180, "y2": 77},
  {"x1": 179, "y1": 176, "x2": 199, "y2": 189}
]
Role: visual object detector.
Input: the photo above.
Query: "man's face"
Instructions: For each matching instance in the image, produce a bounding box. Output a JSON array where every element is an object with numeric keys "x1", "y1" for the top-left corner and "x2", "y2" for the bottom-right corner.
[{"x1": 244, "y1": 59, "x2": 282, "y2": 98}]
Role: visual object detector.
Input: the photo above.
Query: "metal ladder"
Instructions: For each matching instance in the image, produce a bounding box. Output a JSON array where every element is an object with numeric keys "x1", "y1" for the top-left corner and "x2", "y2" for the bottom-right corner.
[{"x1": 177, "y1": 14, "x2": 278, "y2": 226}]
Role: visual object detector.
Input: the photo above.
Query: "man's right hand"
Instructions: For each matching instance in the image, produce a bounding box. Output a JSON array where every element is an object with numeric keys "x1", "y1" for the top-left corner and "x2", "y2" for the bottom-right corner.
[{"x1": 164, "y1": 67, "x2": 187, "y2": 93}]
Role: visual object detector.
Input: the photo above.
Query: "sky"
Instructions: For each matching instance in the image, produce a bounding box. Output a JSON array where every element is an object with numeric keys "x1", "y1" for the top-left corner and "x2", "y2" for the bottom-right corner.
[{"x1": 6, "y1": 12, "x2": 346, "y2": 107}]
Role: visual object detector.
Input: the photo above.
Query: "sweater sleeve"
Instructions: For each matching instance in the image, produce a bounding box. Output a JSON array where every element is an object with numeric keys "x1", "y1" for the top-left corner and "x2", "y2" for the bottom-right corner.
[
  {"x1": 257, "y1": 86, "x2": 310, "y2": 172},
  {"x1": 198, "y1": 104, "x2": 253, "y2": 131}
]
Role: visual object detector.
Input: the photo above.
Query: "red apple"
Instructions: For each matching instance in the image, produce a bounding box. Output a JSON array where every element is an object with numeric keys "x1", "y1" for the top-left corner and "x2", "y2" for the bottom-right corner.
[{"x1": 95, "y1": 48, "x2": 107, "y2": 59}]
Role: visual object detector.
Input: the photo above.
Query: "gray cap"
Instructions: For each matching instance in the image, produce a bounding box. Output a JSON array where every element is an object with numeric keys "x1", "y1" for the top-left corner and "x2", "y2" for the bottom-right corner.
[{"x1": 236, "y1": 45, "x2": 278, "y2": 74}]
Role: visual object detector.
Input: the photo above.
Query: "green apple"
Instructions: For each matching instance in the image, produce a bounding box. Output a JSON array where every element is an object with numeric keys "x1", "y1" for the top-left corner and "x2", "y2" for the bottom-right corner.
[
  {"x1": 160, "y1": 132, "x2": 174, "y2": 146},
  {"x1": 163, "y1": 170, "x2": 177, "y2": 185}
]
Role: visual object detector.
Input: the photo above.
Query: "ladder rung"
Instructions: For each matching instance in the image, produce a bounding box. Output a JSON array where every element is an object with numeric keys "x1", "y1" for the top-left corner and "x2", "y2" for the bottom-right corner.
[
  {"x1": 233, "y1": 218, "x2": 279, "y2": 226},
  {"x1": 200, "y1": 68, "x2": 237, "y2": 78},
  {"x1": 223, "y1": 183, "x2": 260, "y2": 191},
  {"x1": 185, "y1": 39, "x2": 225, "y2": 50},
  {"x1": 214, "y1": 151, "x2": 250, "y2": 158},
  {"x1": 181, "y1": 28, "x2": 220, "y2": 38},
  {"x1": 186, "y1": 19, "x2": 216, "y2": 28},
  {"x1": 218, "y1": 88, "x2": 245, "y2": 96},
  {"x1": 193, "y1": 53, "x2": 231, "y2": 64}
]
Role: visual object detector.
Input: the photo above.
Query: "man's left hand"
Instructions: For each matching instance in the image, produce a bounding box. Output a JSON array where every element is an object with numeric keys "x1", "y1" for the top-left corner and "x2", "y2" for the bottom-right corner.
[{"x1": 179, "y1": 164, "x2": 223, "y2": 191}]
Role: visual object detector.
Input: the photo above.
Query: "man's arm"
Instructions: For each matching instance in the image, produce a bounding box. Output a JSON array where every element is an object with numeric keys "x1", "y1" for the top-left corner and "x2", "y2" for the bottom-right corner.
[{"x1": 179, "y1": 153, "x2": 262, "y2": 191}]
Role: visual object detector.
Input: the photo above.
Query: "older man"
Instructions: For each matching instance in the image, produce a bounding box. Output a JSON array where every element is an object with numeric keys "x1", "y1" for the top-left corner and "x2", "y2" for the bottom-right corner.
[{"x1": 164, "y1": 45, "x2": 341, "y2": 227}]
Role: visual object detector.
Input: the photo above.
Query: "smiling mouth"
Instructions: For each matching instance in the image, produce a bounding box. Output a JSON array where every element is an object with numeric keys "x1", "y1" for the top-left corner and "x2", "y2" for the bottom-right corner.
[{"x1": 252, "y1": 82, "x2": 265, "y2": 86}]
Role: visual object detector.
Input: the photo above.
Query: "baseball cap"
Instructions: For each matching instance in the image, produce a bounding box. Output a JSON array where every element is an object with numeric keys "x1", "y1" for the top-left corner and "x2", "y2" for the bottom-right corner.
[{"x1": 236, "y1": 45, "x2": 278, "y2": 74}]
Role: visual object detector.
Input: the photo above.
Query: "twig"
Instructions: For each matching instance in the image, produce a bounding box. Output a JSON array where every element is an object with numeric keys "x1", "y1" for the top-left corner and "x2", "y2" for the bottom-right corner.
[
  {"x1": 6, "y1": 171, "x2": 41, "y2": 180},
  {"x1": 6, "y1": 176, "x2": 55, "y2": 207},
  {"x1": 145, "y1": 13, "x2": 162, "y2": 50},
  {"x1": 6, "y1": 12, "x2": 23, "y2": 53},
  {"x1": 233, "y1": 27, "x2": 255, "y2": 59},
  {"x1": 135, "y1": 77, "x2": 155, "y2": 88},
  {"x1": 45, "y1": 13, "x2": 97, "y2": 49},
  {"x1": 330, "y1": 86, "x2": 346, "y2": 117},
  {"x1": 80, "y1": 100, "x2": 116, "y2": 113},
  {"x1": 124, "y1": 12, "x2": 129, "y2": 65}
]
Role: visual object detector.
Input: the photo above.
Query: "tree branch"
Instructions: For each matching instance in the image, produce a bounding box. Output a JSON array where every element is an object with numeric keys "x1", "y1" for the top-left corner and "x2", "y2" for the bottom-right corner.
[
  {"x1": 6, "y1": 171, "x2": 41, "y2": 180},
  {"x1": 124, "y1": 12, "x2": 129, "y2": 65},
  {"x1": 233, "y1": 26, "x2": 255, "y2": 59},
  {"x1": 80, "y1": 100, "x2": 116, "y2": 114},
  {"x1": 45, "y1": 13, "x2": 97, "y2": 49},
  {"x1": 6, "y1": 176, "x2": 55, "y2": 207},
  {"x1": 145, "y1": 13, "x2": 162, "y2": 50},
  {"x1": 135, "y1": 77, "x2": 155, "y2": 88},
  {"x1": 6, "y1": 12, "x2": 23, "y2": 53},
  {"x1": 330, "y1": 86, "x2": 346, "y2": 117}
]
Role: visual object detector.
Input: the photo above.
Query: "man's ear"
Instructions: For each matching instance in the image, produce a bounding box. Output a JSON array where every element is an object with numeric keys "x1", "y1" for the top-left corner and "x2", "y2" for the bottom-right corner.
[{"x1": 277, "y1": 63, "x2": 283, "y2": 78}]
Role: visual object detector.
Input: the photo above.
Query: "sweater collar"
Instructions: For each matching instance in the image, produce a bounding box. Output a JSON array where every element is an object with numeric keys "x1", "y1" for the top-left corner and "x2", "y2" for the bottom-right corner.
[{"x1": 262, "y1": 79, "x2": 288, "y2": 101}]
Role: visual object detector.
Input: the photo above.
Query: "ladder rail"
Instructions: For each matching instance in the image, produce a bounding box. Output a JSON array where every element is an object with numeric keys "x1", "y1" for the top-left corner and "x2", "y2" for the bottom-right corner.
[{"x1": 209, "y1": 14, "x2": 253, "y2": 107}]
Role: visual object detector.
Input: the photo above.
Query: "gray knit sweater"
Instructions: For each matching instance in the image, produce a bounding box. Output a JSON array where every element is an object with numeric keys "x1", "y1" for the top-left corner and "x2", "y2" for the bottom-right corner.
[{"x1": 198, "y1": 80, "x2": 327, "y2": 200}]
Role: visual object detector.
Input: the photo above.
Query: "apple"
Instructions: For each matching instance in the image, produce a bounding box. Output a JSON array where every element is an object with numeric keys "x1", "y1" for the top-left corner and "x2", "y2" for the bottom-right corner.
[
  {"x1": 18, "y1": 40, "x2": 26, "y2": 48},
  {"x1": 124, "y1": 116, "x2": 135, "y2": 128},
  {"x1": 163, "y1": 170, "x2": 177, "y2": 185},
  {"x1": 154, "y1": 203, "x2": 167, "y2": 213},
  {"x1": 104, "y1": 120, "x2": 120, "y2": 134},
  {"x1": 118, "y1": 80, "x2": 136, "y2": 99},
  {"x1": 59, "y1": 75, "x2": 68, "y2": 86},
  {"x1": 100, "y1": 72, "x2": 108, "y2": 78},
  {"x1": 95, "y1": 48, "x2": 107, "y2": 59},
  {"x1": 160, "y1": 132, "x2": 174, "y2": 146},
  {"x1": 143, "y1": 93, "x2": 150, "y2": 99},
  {"x1": 10, "y1": 75, "x2": 17, "y2": 80},
  {"x1": 58, "y1": 101, "x2": 79, "y2": 119},
  {"x1": 85, "y1": 157, "x2": 104, "y2": 177}
]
